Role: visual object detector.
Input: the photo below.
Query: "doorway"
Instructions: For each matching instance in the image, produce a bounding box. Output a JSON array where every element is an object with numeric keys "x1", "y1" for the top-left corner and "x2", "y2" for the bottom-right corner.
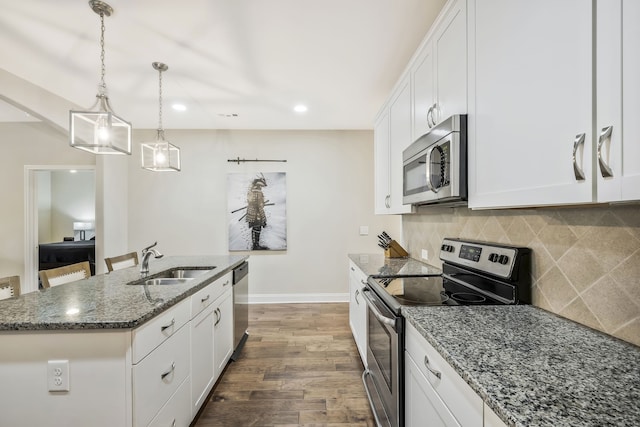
[{"x1": 24, "y1": 165, "x2": 96, "y2": 293}]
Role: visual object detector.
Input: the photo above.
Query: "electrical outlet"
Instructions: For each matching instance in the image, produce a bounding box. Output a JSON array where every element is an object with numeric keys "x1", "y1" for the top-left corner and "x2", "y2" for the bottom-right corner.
[
  {"x1": 47, "y1": 360, "x2": 69, "y2": 392},
  {"x1": 421, "y1": 249, "x2": 429, "y2": 260},
  {"x1": 359, "y1": 226, "x2": 369, "y2": 236}
]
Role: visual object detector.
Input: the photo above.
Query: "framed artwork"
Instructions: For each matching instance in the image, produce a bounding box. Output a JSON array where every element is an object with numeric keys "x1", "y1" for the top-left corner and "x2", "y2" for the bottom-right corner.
[{"x1": 227, "y1": 172, "x2": 287, "y2": 251}]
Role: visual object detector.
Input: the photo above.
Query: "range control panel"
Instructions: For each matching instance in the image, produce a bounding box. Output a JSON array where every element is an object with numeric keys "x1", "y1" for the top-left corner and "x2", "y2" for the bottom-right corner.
[{"x1": 440, "y1": 238, "x2": 525, "y2": 279}]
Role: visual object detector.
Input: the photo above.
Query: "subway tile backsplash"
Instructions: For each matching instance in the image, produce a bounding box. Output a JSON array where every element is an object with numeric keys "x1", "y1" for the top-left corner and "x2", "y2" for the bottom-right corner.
[{"x1": 402, "y1": 204, "x2": 640, "y2": 347}]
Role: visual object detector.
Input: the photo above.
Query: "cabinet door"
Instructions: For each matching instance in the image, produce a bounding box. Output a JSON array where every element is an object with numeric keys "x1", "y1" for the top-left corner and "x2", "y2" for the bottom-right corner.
[
  {"x1": 433, "y1": 0, "x2": 468, "y2": 125},
  {"x1": 190, "y1": 305, "x2": 215, "y2": 413},
  {"x1": 405, "y1": 352, "x2": 460, "y2": 427},
  {"x1": 469, "y1": 0, "x2": 594, "y2": 208},
  {"x1": 348, "y1": 261, "x2": 367, "y2": 365},
  {"x1": 621, "y1": 0, "x2": 640, "y2": 201},
  {"x1": 214, "y1": 288, "x2": 234, "y2": 378},
  {"x1": 412, "y1": 41, "x2": 435, "y2": 139},
  {"x1": 374, "y1": 110, "x2": 392, "y2": 214},
  {"x1": 388, "y1": 77, "x2": 414, "y2": 213},
  {"x1": 598, "y1": 0, "x2": 640, "y2": 202}
]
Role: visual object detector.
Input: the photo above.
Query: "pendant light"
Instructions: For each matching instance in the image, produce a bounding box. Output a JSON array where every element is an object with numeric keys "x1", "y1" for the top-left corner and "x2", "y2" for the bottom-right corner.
[
  {"x1": 69, "y1": 0, "x2": 131, "y2": 155},
  {"x1": 141, "y1": 62, "x2": 181, "y2": 172}
]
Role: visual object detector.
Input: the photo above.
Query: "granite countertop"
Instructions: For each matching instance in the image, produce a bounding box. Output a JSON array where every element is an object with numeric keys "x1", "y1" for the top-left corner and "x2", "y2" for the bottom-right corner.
[
  {"x1": 348, "y1": 253, "x2": 442, "y2": 277},
  {"x1": 0, "y1": 255, "x2": 247, "y2": 331},
  {"x1": 403, "y1": 305, "x2": 640, "y2": 427}
]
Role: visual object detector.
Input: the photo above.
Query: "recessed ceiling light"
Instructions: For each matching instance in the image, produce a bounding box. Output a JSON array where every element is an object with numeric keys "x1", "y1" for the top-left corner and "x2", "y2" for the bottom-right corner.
[
  {"x1": 293, "y1": 104, "x2": 308, "y2": 113},
  {"x1": 172, "y1": 103, "x2": 187, "y2": 111},
  {"x1": 69, "y1": 170, "x2": 77, "y2": 174}
]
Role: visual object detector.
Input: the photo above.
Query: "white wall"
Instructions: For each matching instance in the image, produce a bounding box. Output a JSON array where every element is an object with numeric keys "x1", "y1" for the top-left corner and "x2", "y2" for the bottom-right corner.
[
  {"x1": 49, "y1": 170, "x2": 95, "y2": 242},
  {"x1": 0, "y1": 122, "x2": 95, "y2": 284},
  {"x1": 128, "y1": 129, "x2": 400, "y2": 301}
]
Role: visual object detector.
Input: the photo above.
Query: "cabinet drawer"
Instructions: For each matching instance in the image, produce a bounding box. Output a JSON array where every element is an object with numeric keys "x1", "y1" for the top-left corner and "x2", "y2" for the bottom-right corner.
[
  {"x1": 190, "y1": 272, "x2": 232, "y2": 318},
  {"x1": 405, "y1": 321, "x2": 482, "y2": 427},
  {"x1": 147, "y1": 376, "x2": 192, "y2": 427},
  {"x1": 133, "y1": 324, "x2": 190, "y2": 427},
  {"x1": 133, "y1": 299, "x2": 190, "y2": 363}
]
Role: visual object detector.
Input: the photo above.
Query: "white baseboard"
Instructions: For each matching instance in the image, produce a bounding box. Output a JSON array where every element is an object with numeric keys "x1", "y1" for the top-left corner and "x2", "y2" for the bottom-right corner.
[{"x1": 248, "y1": 293, "x2": 349, "y2": 304}]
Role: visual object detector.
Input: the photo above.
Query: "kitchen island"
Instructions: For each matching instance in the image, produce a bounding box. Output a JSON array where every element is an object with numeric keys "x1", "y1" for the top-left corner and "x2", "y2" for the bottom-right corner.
[
  {"x1": 403, "y1": 305, "x2": 640, "y2": 427},
  {"x1": 0, "y1": 255, "x2": 247, "y2": 427}
]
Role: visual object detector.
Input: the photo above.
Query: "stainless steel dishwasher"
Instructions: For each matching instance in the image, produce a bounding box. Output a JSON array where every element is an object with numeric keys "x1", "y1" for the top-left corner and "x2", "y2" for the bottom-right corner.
[{"x1": 231, "y1": 261, "x2": 249, "y2": 360}]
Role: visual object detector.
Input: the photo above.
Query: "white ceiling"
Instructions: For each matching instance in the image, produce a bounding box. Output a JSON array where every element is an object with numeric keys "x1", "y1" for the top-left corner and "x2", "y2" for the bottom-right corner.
[{"x1": 0, "y1": 0, "x2": 445, "y2": 130}]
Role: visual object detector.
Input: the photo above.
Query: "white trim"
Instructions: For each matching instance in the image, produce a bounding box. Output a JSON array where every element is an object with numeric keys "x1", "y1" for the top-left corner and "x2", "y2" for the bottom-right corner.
[
  {"x1": 24, "y1": 165, "x2": 95, "y2": 294},
  {"x1": 248, "y1": 293, "x2": 349, "y2": 304}
]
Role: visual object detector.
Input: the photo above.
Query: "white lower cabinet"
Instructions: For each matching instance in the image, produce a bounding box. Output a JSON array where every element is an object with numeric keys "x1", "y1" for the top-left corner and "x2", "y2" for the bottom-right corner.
[
  {"x1": 348, "y1": 260, "x2": 368, "y2": 365},
  {"x1": 133, "y1": 323, "x2": 190, "y2": 427},
  {"x1": 405, "y1": 321, "x2": 482, "y2": 427},
  {"x1": 147, "y1": 376, "x2": 192, "y2": 427},
  {"x1": 190, "y1": 304, "x2": 215, "y2": 413},
  {"x1": 213, "y1": 287, "x2": 234, "y2": 378}
]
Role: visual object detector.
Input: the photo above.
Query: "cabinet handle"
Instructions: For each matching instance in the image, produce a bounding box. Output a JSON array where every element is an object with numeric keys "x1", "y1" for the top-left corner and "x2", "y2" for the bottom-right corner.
[
  {"x1": 223, "y1": 280, "x2": 230, "y2": 287},
  {"x1": 214, "y1": 308, "x2": 221, "y2": 326},
  {"x1": 171, "y1": 419, "x2": 176, "y2": 427},
  {"x1": 160, "y1": 318, "x2": 175, "y2": 332},
  {"x1": 201, "y1": 294, "x2": 210, "y2": 303},
  {"x1": 385, "y1": 194, "x2": 390, "y2": 209},
  {"x1": 428, "y1": 103, "x2": 438, "y2": 128},
  {"x1": 355, "y1": 289, "x2": 360, "y2": 305},
  {"x1": 161, "y1": 361, "x2": 176, "y2": 380},
  {"x1": 424, "y1": 355, "x2": 441, "y2": 379},
  {"x1": 597, "y1": 126, "x2": 614, "y2": 178},
  {"x1": 572, "y1": 133, "x2": 586, "y2": 181}
]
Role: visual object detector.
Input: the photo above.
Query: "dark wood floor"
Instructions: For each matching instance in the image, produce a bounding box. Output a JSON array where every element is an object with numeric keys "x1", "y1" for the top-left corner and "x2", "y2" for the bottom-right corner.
[{"x1": 194, "y1": 303, "x2": 375, "y2": 427}]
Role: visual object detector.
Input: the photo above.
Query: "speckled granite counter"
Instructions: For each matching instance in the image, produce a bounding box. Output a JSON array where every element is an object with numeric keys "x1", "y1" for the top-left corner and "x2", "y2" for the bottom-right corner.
[
  {"x1": 348, "y1": 253, "x2": 441, "y2": 277},
  {"x1": 0, "y1": 255, "x2": 247, "y2": 331},
  {"x1": 403, "y1": 305, "x2": 640, "y2": 427}
]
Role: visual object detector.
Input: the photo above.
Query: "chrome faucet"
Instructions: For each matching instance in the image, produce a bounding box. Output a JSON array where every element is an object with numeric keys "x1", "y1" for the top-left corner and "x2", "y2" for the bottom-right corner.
[{"x1": 140, "y1": 242, "x2": 163, "y2": 275}]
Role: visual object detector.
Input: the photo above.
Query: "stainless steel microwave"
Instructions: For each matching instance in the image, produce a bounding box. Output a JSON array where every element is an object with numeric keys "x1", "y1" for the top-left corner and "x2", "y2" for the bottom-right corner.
[{"x1": 402, "y1": 114, "x2": 467, "y2": 206}]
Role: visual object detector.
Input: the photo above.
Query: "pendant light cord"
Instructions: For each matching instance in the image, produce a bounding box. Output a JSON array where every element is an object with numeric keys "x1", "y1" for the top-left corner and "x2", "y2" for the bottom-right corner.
[
  {"x1": 99, "y1": 12, "x2": 107, "y2": 95},
  {"x1": 158, "y1": 67, "x2": 165, "y2": 139}
]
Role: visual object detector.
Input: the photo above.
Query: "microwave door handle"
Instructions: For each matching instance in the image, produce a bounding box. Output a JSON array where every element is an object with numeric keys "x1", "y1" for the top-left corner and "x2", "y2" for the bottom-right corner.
[{"x1": 424, "y1": 146, "x2": 439, "y2": 193}]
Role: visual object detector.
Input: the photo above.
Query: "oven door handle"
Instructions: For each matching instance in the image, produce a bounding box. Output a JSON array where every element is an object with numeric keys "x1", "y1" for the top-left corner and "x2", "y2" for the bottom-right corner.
[{"x1": 361, "y1": 288, "x2": 396, "y2": 327}]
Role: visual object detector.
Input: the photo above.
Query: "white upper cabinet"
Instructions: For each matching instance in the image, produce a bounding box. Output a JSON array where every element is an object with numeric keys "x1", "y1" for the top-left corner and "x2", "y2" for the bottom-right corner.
[
  {"x1": 374, "y1": 0, "x2": 468, "y2": 215},
  {"x1": 412, "y1": 0, "x2": 468, "y2": 139},
  {"x1": 468, "y1": 0, "x2": 594, "y2": 209},
  {"x1": 374, "y1": 77, "x2": 414, "y2": 215},
  {"x1": 596, "y1": 0, "x2": 640, "y2": 202}
]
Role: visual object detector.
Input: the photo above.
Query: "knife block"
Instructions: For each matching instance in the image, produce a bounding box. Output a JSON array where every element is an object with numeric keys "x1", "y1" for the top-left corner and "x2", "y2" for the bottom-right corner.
[{"x1": 384, "y1": 240, "x2": 409, "y2": 258}]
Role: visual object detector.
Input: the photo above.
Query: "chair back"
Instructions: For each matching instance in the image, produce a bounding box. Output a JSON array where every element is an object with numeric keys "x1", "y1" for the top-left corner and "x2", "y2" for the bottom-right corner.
[
  {"x1": 0, "y1": 276, "x2": 20, "y2": 300},
  {"x1": 105, "y1": 252, "x2": 139, "y2": 272},
  {"x1": 39, "y1": 261, "x2": 92, "y2": 288}
]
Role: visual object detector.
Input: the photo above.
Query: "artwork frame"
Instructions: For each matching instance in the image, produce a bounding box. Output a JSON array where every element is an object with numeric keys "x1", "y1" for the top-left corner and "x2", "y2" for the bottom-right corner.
[{"x1": 227, "y1": 172, "x2": 287, "y2": 251}]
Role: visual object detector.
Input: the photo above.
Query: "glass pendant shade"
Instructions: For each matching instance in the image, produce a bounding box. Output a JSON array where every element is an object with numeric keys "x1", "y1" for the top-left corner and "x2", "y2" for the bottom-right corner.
[
  {"x1": 141, "y1": 131, "x2": 181, "y2": 171},
  {"x1": 70, "y1": 94, "x2": 132, "y2": 154},
  {"x1": 141, "y1": 62, "x2": 181, "y2": 172},
  {"x1": 69, "y1": 0, "x2": 132, "y2": 155}
]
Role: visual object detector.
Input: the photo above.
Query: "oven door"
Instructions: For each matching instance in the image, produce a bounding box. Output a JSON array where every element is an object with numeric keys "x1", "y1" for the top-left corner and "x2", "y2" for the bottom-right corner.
[{"x1": 361, "y1": 286, "x2": 403, "y2": 427}]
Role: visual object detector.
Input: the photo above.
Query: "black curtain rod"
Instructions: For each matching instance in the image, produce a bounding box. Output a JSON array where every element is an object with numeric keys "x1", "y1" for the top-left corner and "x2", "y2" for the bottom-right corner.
[{"x1": 227, "y1": 157, "x2": 287, "y2": 165}]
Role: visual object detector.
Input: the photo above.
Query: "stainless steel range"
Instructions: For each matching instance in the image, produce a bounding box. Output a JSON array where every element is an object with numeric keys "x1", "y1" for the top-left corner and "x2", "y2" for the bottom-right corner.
[{"x1": 361, "y1": 238, "x2": 531, "y2": 427}]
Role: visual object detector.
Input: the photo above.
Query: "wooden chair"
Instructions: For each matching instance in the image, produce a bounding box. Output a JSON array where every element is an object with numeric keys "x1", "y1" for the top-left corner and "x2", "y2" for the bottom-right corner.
[
  {"x1": 104, "y1": 252, "x2": 139, "y2": 272},
  {"x1": 0, "y1": 275, "x2": 20, "y2": 300},
  {"x1": 39, "y1": 261, "x2": 92, "y2": 288}
]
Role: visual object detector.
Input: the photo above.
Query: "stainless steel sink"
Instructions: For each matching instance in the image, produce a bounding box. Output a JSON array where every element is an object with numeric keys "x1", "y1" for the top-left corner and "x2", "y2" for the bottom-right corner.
[
  {"x1": 144, "y1": 278, "x2": 193, "y2": 286},
  {"x1": 127, "y1": 267, "x2": 216, "y2": 285},
  {"x1": 157, "y1": 268, "x2": 215, "y2": 279}
]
